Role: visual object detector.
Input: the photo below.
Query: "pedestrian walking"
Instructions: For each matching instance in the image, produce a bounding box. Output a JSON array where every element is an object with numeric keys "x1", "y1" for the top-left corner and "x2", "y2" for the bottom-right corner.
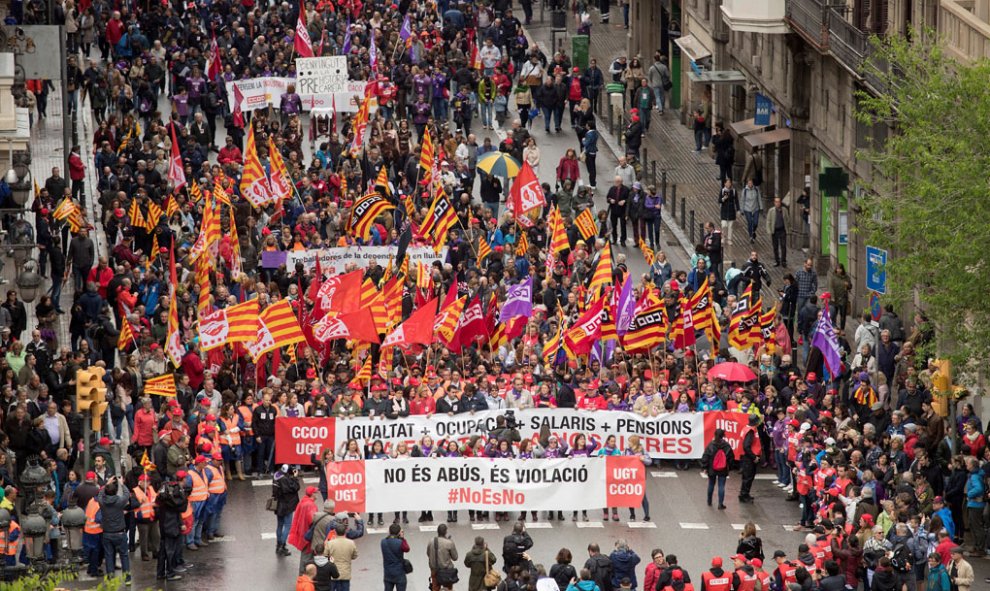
[
  {"x1": 718, "y1": 180, "x2": 739, "y2": 247},
  {"x1": 289, "y1": 486, "x2": 321, "y2": 572},
  {"x1": 97, "y1": 475, "x2": 131, "y2": 585},
  {"x1": 738, "y1": 414, "x2": 762, "y2": 503},
  {"x1": 381, "y1": 523, "x2": 410, "y2": 591},
  {"x1": 273, "y1": 464, "x2": 301, "y2": 557},
  {"x1": 702, "y1": 428, "x2": 735, "y2": 509},
  {"x1": 740, "y1": 179, "x2": 762, "y2": 244}
]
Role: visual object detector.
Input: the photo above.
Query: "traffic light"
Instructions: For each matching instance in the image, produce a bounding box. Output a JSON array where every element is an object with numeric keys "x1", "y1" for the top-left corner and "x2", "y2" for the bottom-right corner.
[{"x1": 75, "y1": 367, "x2": 108, "y2": 432}]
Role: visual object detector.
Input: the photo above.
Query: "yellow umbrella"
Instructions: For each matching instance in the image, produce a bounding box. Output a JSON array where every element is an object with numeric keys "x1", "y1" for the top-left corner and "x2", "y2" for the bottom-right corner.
[{"x1": 476, "y1": 151, "x2": 522, "y2": 178}]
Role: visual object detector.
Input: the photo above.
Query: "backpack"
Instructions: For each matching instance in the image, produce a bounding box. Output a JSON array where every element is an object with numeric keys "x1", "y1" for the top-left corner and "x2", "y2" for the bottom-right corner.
[
  {"x1": 712, "y1": 447, "x2": 728, "y2": 472},
  {"x1": 890, "y1": 541, "x2": 912, "y2": 572},
  {"x1": 588, "y1": 555, "x2": 613, "y2": 591}
]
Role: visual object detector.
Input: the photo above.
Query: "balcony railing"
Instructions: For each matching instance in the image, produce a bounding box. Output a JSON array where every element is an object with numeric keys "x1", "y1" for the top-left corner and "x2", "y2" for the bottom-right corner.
[
  {"x1": 939, "y1": 0, "x2": 990, "y2": 62},
  {"x1": 785, "y1": 0, "x2": 828, "y2": 48}
]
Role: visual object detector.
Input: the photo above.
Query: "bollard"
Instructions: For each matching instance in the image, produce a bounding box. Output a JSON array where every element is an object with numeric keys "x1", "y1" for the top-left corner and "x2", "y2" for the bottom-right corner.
[
  {"x1": 661, "y1": 171, "x2": 668, "y2": 202},
  {"x1": 670, "y1": 183, "x2": 677, "y2": 213},
  {"x1": 700, "y1": 223, "x2": 706, "y2": 242},
  {"x1": 680, "y1": 196, "x2": 686, "y2": 228},
  {"x1": 652, "y1": 161, "x2": 657, "y2": 186},
  {"x1": 608, "y1": 106, "x2": 614, "y2": 137},
  {"x1": 689, "y1": 211, "x2": 695, "y2": 243},
  {"x1": 642, "y1": 147, "x2": 648, "y2": 170}
]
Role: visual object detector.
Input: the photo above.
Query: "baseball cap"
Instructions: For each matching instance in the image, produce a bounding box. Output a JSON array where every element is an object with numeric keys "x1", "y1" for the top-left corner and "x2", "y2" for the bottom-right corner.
[
  {"x1": 730, "y1": 554, "x2": 747, "y2": 563},
  {"x1": 711, "y1": 557, "x2": 722, "y2": 567},
  {"x1": 194, "y1": 455, "x2": 207, "y2": 464},
  {"x1": 85, "y1": 471, "x2": 97, "y2": 481},
  {"x1": 772, "y1": 550, "x2": 787, "y2": 559},
  {"x1": 750, "y1": 558, "x2": 763, "y2": 568},
  {"x1": 672, "y1": 570, "x2": 683, "y2": 581},
  {"x1": 306, "y1": 486, "x2": 318, "y2": 496},
  {"x1": 175, "y1": 470, "x2": 187, "y2": 479}
]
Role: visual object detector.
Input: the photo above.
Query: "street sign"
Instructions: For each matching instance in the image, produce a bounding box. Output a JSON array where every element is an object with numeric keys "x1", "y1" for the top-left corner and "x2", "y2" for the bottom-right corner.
[
  {"x1": 869, "y1": 291, "x2": 881, "y2": 322},
  {"x1": 866, "y1": 246, "x2": 888, "y2": 294},
  {"x1": 754, "y1": 94, "x2": 772, "y2": 126}
]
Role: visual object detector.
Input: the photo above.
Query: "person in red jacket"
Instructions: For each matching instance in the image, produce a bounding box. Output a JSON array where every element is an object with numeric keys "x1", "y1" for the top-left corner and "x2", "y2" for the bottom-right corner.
[
  {"x1": 217, "y1": 137, "x2": 243, "y2": 166},
  {"x1": 86, "y1": 256, "x2": 114, "y2": 299},
  {"x1": 181, "y1": 342, "x2": 205, "y2": 392},
  {"x1": 68, "y1": 145, "x2": 86, "y2": 202}
]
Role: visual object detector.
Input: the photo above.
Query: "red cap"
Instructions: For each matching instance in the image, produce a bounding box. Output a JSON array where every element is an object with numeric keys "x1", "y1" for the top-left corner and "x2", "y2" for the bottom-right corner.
[
  {"x1": 194, "y1": 455, "x2": 208, "y2": 464},
  {"x1": 200, "y1": 441, "x2": 213, "y2": 452},
  {"x1": 408, "y1": 378, "x2": 421, "y2": 387},
  {"x1": 730, "y1": 554, "x2": 747, "y2": 563},
  {"x1": 40, "y1": 208, "x2": 49, "y2": 216},
  {"x1": 172, "y1": 408, "x2": 183, "y2": 417},
  {"x1": 114, "y1": 208, "x2": 125, "y2": 218},
  {"x1": 200, "y1": 398, "x2": 211, "y2": 407},
  {"x1": 167, "y1": 399, "x2": 180, "y2": 407},
  {"x1": 176, "y1": 470, "x2": 187, "y2": 479},
  {"x1": 306, "y1": 486, "x2": 318, "y2": 496},
  {"x1": 150, "y1": 343, "x2": 160, "y2": 350},
  {"x1": 572, "y1": 67, "x2": 580, "y2": 72},
  {"x1": 205, "y1": 413, "x2": 216, "y2": 422},
  {"x1": 85, "y1": 471, "x2": 97, "y2": 481},
  {"x1": 306, "y1": 368, "x2": 317, "y2": 379},
  {"x1": 750, "y1": 558, "x2": 763, "y2": 568},
  {"x1": 789, "y1": 419, "x2": 800, "y2": 427},
  {"x1": 861, "y1": 514, "x2": 874, "y2": 525},
  {"x1": 786, "y1": 405, "x2": 797, "y2": 414},
  {"x1": 711, "y1": 557, "x2": 723, "y2": 567},
  {"x1": 99, "y1": 437, "x2": 111, "y2": 446},
  {"x1": 807, "y1": 372, "x2": 817, "y2": 381},
  {"x1": 212, "y1": 452, "x2": 222, "y2": 460},
  {"x1": 349, "y1": 380, "x2": 363, "y2": 390},
  {"x1": 261, "y1": 227, "x2": 272, "y2": 236},
  {"x1": 138, "y1": 474, "x2": 150, "y2": 482}
]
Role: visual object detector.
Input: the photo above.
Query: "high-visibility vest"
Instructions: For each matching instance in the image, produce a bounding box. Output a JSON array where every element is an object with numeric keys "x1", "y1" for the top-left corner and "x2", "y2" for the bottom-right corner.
[
  {"x1": 180, "y1": 503, "x2": 193, "y2": 534},
  {"x1": 188, "y1": 470, "x2": 210, "y2": 502},
  {"x1": 740, "y1": 425, "x2": 762, "y2": 457},
  {"x1": 701, "y1": 571, "x2": 731, "y2": 591},
  {"x1": 775, "y1": 561, "x2": 798, "y2": 587},
  {"x1": 662, "y1": 585, "x2": 695, "y2": 591},
  {"x1": 734, "y1": 569, "x2": 757, "y2": 591},
  {"x1": 84, "y1": 498, "x2": 103, "y2": 534},
  {"x1": 4, "y1": 521, "x2": 19, "y2": 556},
  {"x1": 754, "y1": 570, "x2": 771, "y2": 591},
  {"x1": 221, "y1": 416, "x2": 241, "y2": 447},
  {"x1": 786, "y1": 433, "x2": 800, "y2": 462},
  {"x1": 133, "y1": 486, "x2": 157, "y2": 521},
  {"x1": 206, "y1": 465, "x2": 227, "y2": 494},
  {"x1": 238, "y1": 405, "x2": 254, "y2": 436}
]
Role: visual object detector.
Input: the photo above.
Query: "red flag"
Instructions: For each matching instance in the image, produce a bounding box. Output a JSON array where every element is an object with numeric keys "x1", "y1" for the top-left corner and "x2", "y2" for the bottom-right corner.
[
  {"x1": 295, "y1": 10, "x2": 314, "y2": 58},
  {"x1": 453, "y1": 297, "x2": 487, "y2": 352},
  {"x1": 308, "y1": 269, "x2": 363, "y2": 316},
  {"x1": 507, "y1": 161, "x2": 544, "y2": 228},
  {"x1": 231, "y1": 84, "x2": 245, "y2": 129},
  {"x1": 207, "y1": 34, "x2": 222, "y2": 81},
  {"x1": 382, "y1": 297, "x2": 438, "y2": 348},
  {"x1": 168, "y1": 125, "x2": 187, "y2": 190}
]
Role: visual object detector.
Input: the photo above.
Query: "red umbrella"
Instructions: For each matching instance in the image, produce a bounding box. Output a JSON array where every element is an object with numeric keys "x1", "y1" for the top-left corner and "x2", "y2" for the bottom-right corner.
[{"x1": 708, "y1": 362, "x2": 757, "y2": 382}]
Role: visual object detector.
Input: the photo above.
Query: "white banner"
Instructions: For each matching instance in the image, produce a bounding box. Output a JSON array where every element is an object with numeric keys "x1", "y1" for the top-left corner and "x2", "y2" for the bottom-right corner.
[
  {"x1": 332, "y1": 409, "x2": 705, "y2": 460},
  {"x1": 296, "y1": 56, "x2": 349, "y2": 95},
  {"x1": 226, "y1": 77, "x2": 373, "y2": 113},
  {"x1": 285, "y1": 245, "x2": 448, "y2": 275},
  {"x1": 326, "y1": 457, "x2": 647, "y2": 512}
]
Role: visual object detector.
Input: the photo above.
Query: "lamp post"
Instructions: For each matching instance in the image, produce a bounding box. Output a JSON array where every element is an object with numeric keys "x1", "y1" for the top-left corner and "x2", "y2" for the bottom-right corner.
[
  {"x1": 5, "y1": 151, "x2": 32, "y2": 208},
  {"x1": 15, "y1": 260, "x2": 42, "y2": 304}
]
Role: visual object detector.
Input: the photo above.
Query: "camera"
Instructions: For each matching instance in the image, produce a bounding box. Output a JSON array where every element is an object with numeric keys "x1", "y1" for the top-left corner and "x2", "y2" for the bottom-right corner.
[{"x1": 503, "y1": 410, "x2": 522, "y2": 430}]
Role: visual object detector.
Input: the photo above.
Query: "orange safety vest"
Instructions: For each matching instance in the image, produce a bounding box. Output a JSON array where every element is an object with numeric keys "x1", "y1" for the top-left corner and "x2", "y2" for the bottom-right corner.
[
  {"x1": 754, "y1": 571, "x2": 771, "y2": 591},
  {"x1": 786, "y1": 433, "x2": 800, "y2": 462},
  {"x1": 734, "y1": 569, "x2": 757, "y2": 591},
  {"x1": 740, "y1": 425, "x2": 762, "y2": 457},
  {"x1": 4, "y1": 521, "x2": 19, "y2": 556},
  {"x1": 133, "y1": 486, "x2": 157, "y2": 521},
  {"x1": 180, "y1": 504, "x2": 193, "y2": 534},
  {"x1": 775, "y1": 561, "x2": 798, "y2": 586},
  {"x1": 662, "y1": 585, "x2": 695, "y2": 591},
  {"x1": 84, "y1": 498, "x2": 103, "y2": 534},
  {"x1": 187, "y1": 470, "x2": 210, "y2": 502},
  {"x1": 206, "y1": 465, "x2": 227, "y2": 494},
  {"x1": 701, "y1": 571, "x2": 731, "y2": 591},
  {"x1": 238, "y1": 405, "x2": 254, "y2": 435},
  {"x1": 220, "y1": 416, "x2": 241, "y2": 447},
  {"x1": 813, "y1": 467, "x2": 835, "y2": 491}
]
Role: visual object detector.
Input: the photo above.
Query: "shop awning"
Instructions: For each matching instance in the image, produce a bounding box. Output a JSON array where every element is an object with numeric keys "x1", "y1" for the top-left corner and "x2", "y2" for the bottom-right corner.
[
  {"x1": 728, "y1": 119, "x2": 766, "y2": 138},
  {"x1": 743, "y1": 128, "x2": 793, "y2": 149},
  {"x1": 674, "y1": 34, "x2": 712, "y2": 62},
  {"x1": 687, "y1": 70, "x2": 747, "y2": 84}
]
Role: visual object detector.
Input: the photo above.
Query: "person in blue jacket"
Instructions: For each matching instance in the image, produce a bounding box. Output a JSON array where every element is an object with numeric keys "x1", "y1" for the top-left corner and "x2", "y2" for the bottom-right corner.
[{"x1": 609, "y1": 540, "x2": 642, "y2": 591}]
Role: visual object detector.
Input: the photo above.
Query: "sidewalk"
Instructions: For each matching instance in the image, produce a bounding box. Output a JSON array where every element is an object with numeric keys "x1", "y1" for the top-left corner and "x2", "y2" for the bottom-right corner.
[{"x1": 526, "y1": 15, "x2": 796, "y2": 290}]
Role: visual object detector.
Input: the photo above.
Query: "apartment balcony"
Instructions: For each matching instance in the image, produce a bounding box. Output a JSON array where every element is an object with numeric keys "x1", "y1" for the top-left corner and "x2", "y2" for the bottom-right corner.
[
  {"x1": 939, "y1": 0, "x2": 990, "y2": 62},
  {"x1": 721, "y1": 0, "x2": 789, "y2": 33},
  {"x1": 786, "y1": 0, "x2": 886, "y2": 90}
]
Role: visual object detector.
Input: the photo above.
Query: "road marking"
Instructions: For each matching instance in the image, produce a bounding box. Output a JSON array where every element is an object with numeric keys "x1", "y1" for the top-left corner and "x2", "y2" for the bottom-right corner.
[
  {"x1": 209, "y1": 536, "x2": 238, "y2": 542},
  {"x1": 651, "y1": 472, "x2": 678, "y2": 478},
  {"x1": 699, "y1": 473, "x2": 730, "y2": 480},
  {"x1": 472, "y1": 524, "x2": 501, "y2": 530},
  {"x1": 628, "y1": 522, "x2": 657, "y2": 529},
  {"x1": 419, "y1": 525, "x2": 439, "y2": 532},
  {"x1": 679, "y1": 523, "x2": 710, "y2": 529},
  {"x1": 755, "y1": 474, "x2": 777, "y2": 480},
  {"x1": 366, "y1": 528, "x2": 389, "y2": 535},
  {"x1": 525, "y1": 522, "x2": 552, "y2": 529},
  {"x1": 576, "y1": 521, "x2": 604, "y2": 528},
  {"x1": 782, "y1": 525, "x2": 801, "y2": 531},
  {"x1": 260, "y1": 532, "x2": 276, "y2": 540},
  {"x1": 732, "y1": 524, "x2": 761, "y2": 531}
]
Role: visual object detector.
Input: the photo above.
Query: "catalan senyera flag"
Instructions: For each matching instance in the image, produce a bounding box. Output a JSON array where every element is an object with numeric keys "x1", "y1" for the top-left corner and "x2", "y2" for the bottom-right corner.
[
  {"x1": 165, "y1": 195, "x2": 179, "y2": 219},
  {"x1": 118, "y1": 315, "x2": 136, "y2": 351},
  {"x1": 166, "y1": 257, "x2": 184, "y2": 365},
  {"x1": 145, "y1": 201, "x2": 163, "y2": 232},
  {"x1": 196, "y1": 256, "x2": 212, "y2": 317},
  {"x1": 349, "y1": 192, "x2": 395, "y2": 240},
  {"x1": 588, "y1": 242, "x2": 613, "y2": 295},
  {"x1": 639, "y1": 239, "x2": 655, "y2": 266},
  {"x1": 355, "y1": 355, "x2": 372, "y2": 384},
  {"x1": 688, "y1": 276, "x2": 721, "y2": 350},
  {"x1": 419, "y1": 128, "x2": 435, "y2": 188},
  {"x1": 375, "y1": 165, "x2": 393, "y2": 197},
  {"x1": 128, "y1": 198, "x2": 146, "y2": 230},
  {"x1": 53, "y1": 197, "x2": 84, "y2": 233},
  {"x1": 622, "y1": 298, "x2": 667, "y2": 353},
  {"x1": 542, "y1": 310, "x2": 566, "y2": 364},
  {"x1": 144, "y1": 373, "x2": 177, "y2": 397},
  {"x1": 549, "y1": 205, "x2": 569, "y2": 256},
  {"x1": 360, "y1": 278, "x2": 388, "y2": 335},
  {"x1": 477, "y1": 235, "x2": 492, "y2": 262},
  {"x1": 760, "y1": 306, "x2": 777, "y2": 354},
  {"x1": 419, "y1": 188, "x2": 458, "y2": 251},
  {"x1": 189, "y1": 180, "x2": 204, "y2": 203},
  {"x1": 247, "y1": 299, "x2": 307, "y2": 361},
  {"x1": 729, "y1": 284, "x2": 761, "y2": 350},
  {"x1": 382, "y1": 275, "x2": 403, "y2": 330},
  {"x1": 436, "y1": 295, "x2": 467, "y2": 345},
  {"x1": 212, "y1": 181, "x2": 232, "y2": 208},
  {"x1": 515, "y1": 231, "x2": 528, "y2": 257},
  {"x1": 240, "y1": 125, "x2": 274, "y2": 208},
  {"x1": 268, "y1": 137, "x2": 294, "y2": 206},
  {"x1": 562, "y1": 297, "x2": 604, "y2": 358},
  {"x1": 575, "y1": 208, "x2": 597, "y2": 241},
  {"x1": 349, "y1": 94, "x2": 371, "y2": 154},
  {"x1": 669, "y1": 298, "x2": 697, "y2": 350},
  {"x1": 416, "y1": 262, "x2": 432, "y2": 289},
  {"x1": 198, "y1": 298, "x2": 259, "y2": 351}
]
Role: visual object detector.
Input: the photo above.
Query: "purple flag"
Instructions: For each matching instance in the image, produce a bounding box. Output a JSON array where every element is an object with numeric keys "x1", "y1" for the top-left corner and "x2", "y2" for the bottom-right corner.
[
  {"x1": 399, "y1": 14, "x2": 412, "y2": 43},
  {"x1": 615, "y1": 276, "x2": 635, "y2": 335},
  {"x1": 591, "y1": 340, "x2": 617, "y2": 366},
  {"x1": 499, "y1": 276, "x2": 533, "y2": 322},
  {"x1": 341, "y1": 20, "x2": 352, "y2": 55},
  {"x1": 811, "y1": 303, "x2": 843, "y2": 376},
  {"x1": 369, "y1": 35, "x2": 378, "y2": 71}
]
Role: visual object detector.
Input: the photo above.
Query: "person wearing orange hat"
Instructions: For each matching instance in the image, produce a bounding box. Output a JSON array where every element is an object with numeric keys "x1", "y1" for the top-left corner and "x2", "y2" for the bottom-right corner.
[{"x1": 183, "y1": 455, "x2": 213, "y2": 551}]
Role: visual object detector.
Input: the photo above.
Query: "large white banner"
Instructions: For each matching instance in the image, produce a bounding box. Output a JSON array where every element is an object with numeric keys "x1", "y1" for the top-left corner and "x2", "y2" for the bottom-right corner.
[
  {"x1": 325, "y1": 457, "x2": 647, "y2": 512},
  {"x1": 225, "y1": 77, "x2": 374, "y2": 113},
  {"x1": 284, "y1": 245, "x2": 448, "y2": 275},
  {"x1": 296, "y1": 56, "x2": 349, "y2": 95},
  {"x1": 274, "y1": 409, "x2": 708, "y2": 465}
]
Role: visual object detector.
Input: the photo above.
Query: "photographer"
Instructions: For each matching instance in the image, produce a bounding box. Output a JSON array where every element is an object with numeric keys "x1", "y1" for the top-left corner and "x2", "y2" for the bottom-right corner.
[
  {"x1": 273, "y1": 464, "x2": 301, "y2": 558},
  {"x1": 97, "y1": 475, "x2": 132, "y2": 585},
  {"x1": 381, "y1": 523, "x2": 410, "y2": 591},
  {"x1": 490, "y1": 414, "x2": 522, "y2": 445}
]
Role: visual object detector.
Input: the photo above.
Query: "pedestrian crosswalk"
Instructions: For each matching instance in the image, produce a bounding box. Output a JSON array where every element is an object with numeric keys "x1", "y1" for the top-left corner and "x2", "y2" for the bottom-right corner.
[{"x1": 251, "y1": 476, "x2": 320, "y2": 488}]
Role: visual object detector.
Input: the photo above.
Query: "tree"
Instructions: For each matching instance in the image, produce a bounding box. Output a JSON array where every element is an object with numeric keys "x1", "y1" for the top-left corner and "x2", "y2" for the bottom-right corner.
[{"x1": 855, "y1": 31, "x2": 990, "y2": 363}]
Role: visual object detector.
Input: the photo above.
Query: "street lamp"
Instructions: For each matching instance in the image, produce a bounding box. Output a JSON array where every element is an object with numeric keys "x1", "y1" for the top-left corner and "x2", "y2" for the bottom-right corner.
[
  {"x1": 15, "y1": 260, "x2": 42, "y2": 303},
  {"x1": 5, "y1": 151, "x2": 32, "y2": 207}
]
